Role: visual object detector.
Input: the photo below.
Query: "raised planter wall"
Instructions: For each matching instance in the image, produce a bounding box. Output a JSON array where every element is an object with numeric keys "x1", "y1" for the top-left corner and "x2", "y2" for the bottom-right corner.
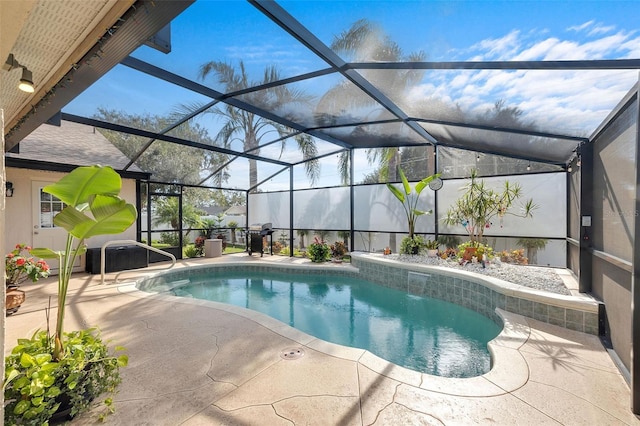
[{"x1": 351, "y1": 253, "x2": 600, "y2": 335}]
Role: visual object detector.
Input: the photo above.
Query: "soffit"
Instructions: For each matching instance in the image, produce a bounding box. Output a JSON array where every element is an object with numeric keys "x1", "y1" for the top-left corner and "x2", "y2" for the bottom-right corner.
[{"x1": 0, "y1": 0, "x2": 134, "y2": 129}]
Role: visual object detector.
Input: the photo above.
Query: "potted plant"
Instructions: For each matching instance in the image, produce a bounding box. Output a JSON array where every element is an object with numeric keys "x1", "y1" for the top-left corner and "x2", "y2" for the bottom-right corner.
[
  {"x1": 330, "y1": 241, "x2": 347, "y2": 263},
  {"x1": 386, "y1": 167, "x2": 440, "y2": 255},
  {"x1": 424, "y1": 239, "x2": 440, "y2": 257},
  {"x1": 5, "y1": 244, "x2": 50, "y2": 315},
  {"x1": 307, "y1": 237, "x2": 329, "y2": 263},
  {"x1": 4, "y1": 165, "x2": 132, "y2": 423},
  {"x1": 399, "y1": 234, "x2": 425, "y2": 255}
]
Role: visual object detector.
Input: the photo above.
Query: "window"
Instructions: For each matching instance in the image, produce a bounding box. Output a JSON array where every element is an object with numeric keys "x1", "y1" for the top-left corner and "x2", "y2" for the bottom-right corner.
[{"x1": 39, "y1": 189, "x2": 65, "y2": 228}]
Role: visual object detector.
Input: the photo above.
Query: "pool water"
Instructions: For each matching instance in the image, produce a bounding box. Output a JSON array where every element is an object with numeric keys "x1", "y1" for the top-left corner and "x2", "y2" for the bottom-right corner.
[{"x1": 155, "y1": 270, "x2": 502, "y2": 378}]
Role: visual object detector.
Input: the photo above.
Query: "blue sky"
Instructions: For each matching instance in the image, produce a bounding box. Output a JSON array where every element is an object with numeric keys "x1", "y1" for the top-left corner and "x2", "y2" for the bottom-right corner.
[{"x1": 66, "y1": 0, "x2": 640, "y2": 189}]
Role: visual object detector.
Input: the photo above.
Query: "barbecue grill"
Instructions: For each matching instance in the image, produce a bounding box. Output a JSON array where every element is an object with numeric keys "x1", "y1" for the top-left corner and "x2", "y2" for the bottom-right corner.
[{"x1": 246, "y1": 223, "x2": 274, "y2": 257}]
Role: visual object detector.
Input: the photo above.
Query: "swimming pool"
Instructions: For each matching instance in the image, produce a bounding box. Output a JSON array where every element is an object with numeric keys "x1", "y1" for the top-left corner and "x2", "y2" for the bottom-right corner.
[{"x1": 143, "y1": 268, "x2": 502, "y2": 378}]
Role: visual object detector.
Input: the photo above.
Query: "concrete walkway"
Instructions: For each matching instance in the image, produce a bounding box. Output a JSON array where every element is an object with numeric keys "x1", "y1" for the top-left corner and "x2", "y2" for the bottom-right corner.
[{"x1": 5, "y1": 254, "x2": 639, "y2": 425}]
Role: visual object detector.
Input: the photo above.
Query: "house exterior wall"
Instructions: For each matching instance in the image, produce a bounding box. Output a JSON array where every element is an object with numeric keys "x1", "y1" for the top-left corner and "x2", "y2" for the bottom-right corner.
[{"x1": 4, "y1": 167, "x2": 138, "y2": 268}]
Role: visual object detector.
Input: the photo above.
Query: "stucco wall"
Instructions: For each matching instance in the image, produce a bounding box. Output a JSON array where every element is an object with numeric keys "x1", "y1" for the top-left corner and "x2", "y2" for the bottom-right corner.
[{"x1": 4, "y1": 167, "x2": 138, "y2": 269}]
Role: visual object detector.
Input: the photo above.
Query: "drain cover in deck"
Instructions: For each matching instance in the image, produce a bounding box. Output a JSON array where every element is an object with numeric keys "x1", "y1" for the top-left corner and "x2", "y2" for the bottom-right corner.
[{"x1": 280, "y1": 347, "x2": 305, "y2": 360}]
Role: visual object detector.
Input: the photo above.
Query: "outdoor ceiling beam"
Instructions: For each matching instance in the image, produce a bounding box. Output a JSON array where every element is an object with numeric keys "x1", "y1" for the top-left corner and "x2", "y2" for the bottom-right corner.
[
  {"x1": 249, "y1": 0, "x2": 439, "y2": 147},
  {"x1": 248, "y1": 166, "x2": 290, "y2": 193},
  {"x1": 351, "y1": 59, "x2": 640, "y2": 70},
  {"x1": 426, "y1": 138, "x2": 565, "y2": 166},
  {"x1": 290, "y1": 148, "x2": 348, "y2": 168},
  {"x1": 221, "y1": 67, "x2": 336, "y2": 99},
  {"x1": 61, "y1": 113, "x2": 290, "y2": 167},
  {"x1": 124, "y1": 99, "x2": 220, "y2": 170},
  {"x1": 196, "y1": 131, "x2": 302, "y2": 186},
  {"x1": 411, "y1": 117, "x2": 588, "y2": 143},
  {"x1": 121, "y1": 56, "x2": 353, "y2": 150}
]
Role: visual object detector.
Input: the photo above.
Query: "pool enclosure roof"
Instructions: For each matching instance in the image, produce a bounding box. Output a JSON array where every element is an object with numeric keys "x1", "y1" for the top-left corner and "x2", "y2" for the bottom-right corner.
[{"x1": 3, "y1": 0, "x2": 640, "y2": 188}]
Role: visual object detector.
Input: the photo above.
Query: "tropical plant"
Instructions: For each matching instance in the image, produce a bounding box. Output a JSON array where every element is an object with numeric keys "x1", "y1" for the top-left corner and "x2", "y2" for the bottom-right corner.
[
  {"x1": 517, "y1": 238, "x2": 548, "y2": 264},
  {"x1": 307, "y1": 237, "x2": 330, "y2": 263},
  {"x1": 424, "y1": 239, "x2": 440, "y2": 250},
  {"x1": 192, "y1": 61, "x2": 319, "y2": 189},
  {"x1": 4, "y1": 329, "x2": 127, "y2": 424},
  {"x1": 457, "y1": 241, "x2": 494, "y2": 261},
  {"x1": 194, "y1": 236, "x2": 206, "y2": 256},
  {"x1": 337, "y1": 230, "x2": 350, "y2": 250},
  {"x1": 5, "y1": 244, "x2": 50, "y2": 287},
  {"x1": 328, "y1": 19, "x2": 426, "y2": 185},
  {"x1": 499, "y1": 248, "x2": 528, "y2": 265},
  {"x1": 11, "y1": 165, "x2": 134, "y2": 422},
  {"x1": 184, "y1": 245, "x2": 200, "y2": 258},
  {"x1": 296, "y1": 229, "x2": 309, "y2": 249},
  {"x1": 443, "y1": 169, "x2": 537, "y2": 244},
  {"x1": 200, "y1": 218, "x2": 218, "y2": 239},
  {"x1": 400, "y1": 235, "x2": 425, "y2": 255},
  {"x1": 330, "y1": 241, "x2": 347, "y2": 259},
  {"x1": 386, "y1": 168, "x2": 440, "y2": 240},
  {"x1": 152, "y1": 197, "x2": 204, "y2": 239},
  {"x1": 227, "y1": 220, "x2": 238, "y2": 244}
]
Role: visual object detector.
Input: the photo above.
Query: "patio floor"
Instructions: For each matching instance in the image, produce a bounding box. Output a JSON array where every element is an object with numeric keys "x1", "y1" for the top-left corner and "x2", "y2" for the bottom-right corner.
[{"x1": 4, "y1": 253, "x2": 639, "y2": 425}]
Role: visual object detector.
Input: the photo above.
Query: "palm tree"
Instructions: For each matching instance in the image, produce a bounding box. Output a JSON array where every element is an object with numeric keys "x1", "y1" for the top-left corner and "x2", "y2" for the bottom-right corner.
[
  {"x1": 297, "y1": 229, "x2": 309, "y2": 249},
  {"x1": 517, "y1": 238, "x2": 548, "y2": 265},
  {"x1": 325, "y1": 19, "x2": 427, "y2": 247},
  {"x1": 152, "y1": 197, "x2": 204, "y2": 242},
  {"x1": 196, "y1": 61, "x2": 320, "y2": 190},
  {"x1": 337, "y1": 230, "x2": 351, "y2": 250}
]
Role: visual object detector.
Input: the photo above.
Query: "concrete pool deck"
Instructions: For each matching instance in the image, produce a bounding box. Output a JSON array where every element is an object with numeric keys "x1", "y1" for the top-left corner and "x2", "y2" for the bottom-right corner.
[{"x1": 4, "y1": 253, "x2": 639, "y2": 425}]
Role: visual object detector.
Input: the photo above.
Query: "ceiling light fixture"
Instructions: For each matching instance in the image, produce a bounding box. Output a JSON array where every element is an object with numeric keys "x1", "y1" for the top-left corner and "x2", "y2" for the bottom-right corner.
[{"x1": 3, "y1": 53, "x2": 34, "y2": 93}]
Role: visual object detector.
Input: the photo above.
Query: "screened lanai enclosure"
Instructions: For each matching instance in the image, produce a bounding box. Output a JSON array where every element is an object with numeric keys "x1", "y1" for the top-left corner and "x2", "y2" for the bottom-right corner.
[{"x1": 3, "y1": 0, "x2": 640, "y2": 414}]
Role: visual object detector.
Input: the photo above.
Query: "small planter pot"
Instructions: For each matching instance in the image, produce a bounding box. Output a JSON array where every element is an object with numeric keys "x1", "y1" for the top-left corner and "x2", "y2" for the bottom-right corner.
[
  {"x1": 6, "y1": 287, "x2": 25, "y2": 315},
  {"x1": 463, "y1": 247, "x2": 477, "y2": 261},
  {"x1": 332, "y1": 257, "x2": 343, "y2": 263},
  {"x1": 427, "y1": 249, "x2": 438, "y2": 257}
]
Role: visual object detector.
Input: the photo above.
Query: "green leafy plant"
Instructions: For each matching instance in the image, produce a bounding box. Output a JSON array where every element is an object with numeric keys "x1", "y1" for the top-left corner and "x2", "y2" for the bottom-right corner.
[
  {"x1": 444, "y1": 169, "x2": 536, "y2": 244},
  {"x1": 3, "y1": 329, "x2": 128, "y2": 424},
  {"x1": 424, "y1": 239, "x2": 440, "y2": 250},
  {"x1": 5, "y1": 244, "x2": 50, "y2": 287},
  {"x1": 457, "y1": 241, "x2": 494, "y2": 261},
  {"x1": 499, "y1": 248, "x2": 528, "y2": 265},
  {"x1": 30, "y1": 165, "x2": 136, "y2": 361},
  {"x1": 307, "y1": 237, "x2": 330, "y2": 263},
  {"x1": 330, "y1": 241, "x2": 347, "y2": 258},
  {"x1": 227, "y1": 220, "x2": 239, "y2": 244},
  {"x1": 184, "y1": 245, "x2": 200, "y2": 258},
  {"x1": 386, "y1": 168, "x2": 440, "y2": 239},
  {"x1": 400, "y1": 235, "x2": 425, "y2": 255},
  {"x1": 8, "y1": 165, "x2": 136, "y2": 423}
]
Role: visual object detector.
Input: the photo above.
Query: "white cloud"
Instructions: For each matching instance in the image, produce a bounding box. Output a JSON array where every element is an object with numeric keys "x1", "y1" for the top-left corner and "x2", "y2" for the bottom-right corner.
[
  {"x1": 409, "y1": 24, "x2": 640, "y2": 136},
  {"x1": 567, "y1": 20, "x2": 595, "y2": 33}
]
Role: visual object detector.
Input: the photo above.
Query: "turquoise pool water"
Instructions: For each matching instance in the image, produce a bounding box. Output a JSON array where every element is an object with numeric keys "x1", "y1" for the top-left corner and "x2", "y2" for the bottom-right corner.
[{"x1": 151, "y1": 270, "x2": 502, "y2": 378}]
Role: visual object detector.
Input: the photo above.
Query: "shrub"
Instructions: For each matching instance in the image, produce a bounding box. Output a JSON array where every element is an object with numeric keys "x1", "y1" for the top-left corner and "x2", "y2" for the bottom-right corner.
[
  {"x1": 5, "y1": 244, "x2": 50, "y2": 287},
  {"x1": 400, "y1": 235, "x2": 426, "y2": 255},
  {"x1": 499, "y1": 249, "x2": 528, "y2": 265},
  {"x1": 307, "y1": 237, "x2": 329, "y2": 263},
  {"x1": 194, "y1": 236, "x2": 206, "y2": 256},
  {"x1": 184, "y1": 245, "x2": 200, "y2": 258},
  {"x1": 271, "y1": 241, "x2": 283, "y2": 254},
  {"x1": 457, "y1": 241, "x2": 494, "y2": 261},
  {"x1": 4, "y1": 329, "x2": 127, "y2": 424},
  {"x1": 330, "y1": 241, "x2": 347, "y2": 258},
  {"x1": 159, "y1": 232, "x2": 180, "y2": 247}
]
